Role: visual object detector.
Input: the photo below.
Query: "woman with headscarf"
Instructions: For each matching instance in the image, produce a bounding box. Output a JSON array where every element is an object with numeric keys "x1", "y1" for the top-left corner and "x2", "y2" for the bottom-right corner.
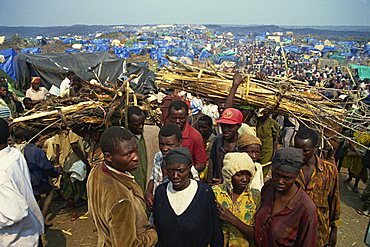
[
  {"x1": 237, "y1": 133, "x2": 264, "y2": 191},
  {"x1": 213, "y1": 152, "x2": 260, "y2": 247},
  {"x1": 153, "y1": 147, "x2": 223, "y2": 247}
]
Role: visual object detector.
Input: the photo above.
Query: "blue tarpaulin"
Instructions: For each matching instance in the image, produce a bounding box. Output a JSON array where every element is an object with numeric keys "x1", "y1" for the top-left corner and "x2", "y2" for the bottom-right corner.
[
  {"x1": 21, "y1": 47, "x2": 41, "y2": 54},
  {"x1": 0, "y1": 48, "x2": 17, "y2": 80}
]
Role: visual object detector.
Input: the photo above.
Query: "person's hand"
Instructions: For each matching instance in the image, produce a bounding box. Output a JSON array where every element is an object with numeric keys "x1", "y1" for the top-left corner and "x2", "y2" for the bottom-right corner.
[
  {"x1": 232, "y1": 72, "x2": 244, "y2": 88},
  {"x1": 211, "y1": 178, "x2": 222, "y2": 185},
  {"x1": 329, "y1": 227, "x2": 337, "y2": 247},
  {"x1": 145, "y1": 192, "x2": 154, "y2": 210},
  {"x1": 215, "y1": 200, "x2": 237, "y2": 224}
]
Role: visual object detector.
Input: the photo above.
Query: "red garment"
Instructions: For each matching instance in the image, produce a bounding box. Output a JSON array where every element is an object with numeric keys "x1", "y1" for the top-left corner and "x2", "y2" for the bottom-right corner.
[
  {"x1": 255, "y1": 180, "x2": 317, "y2": 247},
  {"x1": 181, "y1": 123, "x2": 207, "y2": 167}
]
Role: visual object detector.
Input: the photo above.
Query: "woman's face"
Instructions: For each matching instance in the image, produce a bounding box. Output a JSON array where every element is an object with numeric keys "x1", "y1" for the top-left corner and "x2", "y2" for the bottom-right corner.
[
  {"x1": 240, "y1": 144, "x2": 261, "y2": 162},
  {"x1": 231, "y1": 170, "x2": 251, "y2": 192},
  {"x1": 166, "y1": 163, "x2": 191, "y2": 191}
]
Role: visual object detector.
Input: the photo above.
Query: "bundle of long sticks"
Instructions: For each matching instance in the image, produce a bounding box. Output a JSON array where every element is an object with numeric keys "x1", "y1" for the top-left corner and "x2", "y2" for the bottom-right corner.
[
  {"x1": 156, "y1": 56, "x2": 370, "y2": 150},
  {"x1": 10, "y1": 77, "x2": 137, "y2": 142}
]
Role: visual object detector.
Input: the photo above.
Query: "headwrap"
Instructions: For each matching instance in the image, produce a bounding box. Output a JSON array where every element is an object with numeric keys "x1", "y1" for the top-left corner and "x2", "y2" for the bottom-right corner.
[
  {"x1": 272, "y1": 147, "x2": 303, "y2": 174},
  {"x1": 222, "y1": 152, "x2": 256, "y2": 191},
  {"x1": 31, "y1": 77, "x2": 41, "y2": 84},
  {"x1": 165, "y1": 147, "x2": 192, "y2": 166},
  {"x1": 238, "y1": 133, "x2": 262, "y2": 148},
  {"x1": 190, "y1": 98, "x2": 203, "y2": 115}
]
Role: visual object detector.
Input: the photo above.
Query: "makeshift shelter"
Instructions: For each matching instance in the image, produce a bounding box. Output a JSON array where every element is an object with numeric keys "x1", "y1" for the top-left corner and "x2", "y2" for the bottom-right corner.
[
  {"x1": 15, "y1": 52, "x2": 157, "y2": 94},
  {"x1": 0, "y1": 48, "x2": 17, "y2": 81},
  {"x1": 349, "y1": 64, "x2": 370, "y2": 80}
]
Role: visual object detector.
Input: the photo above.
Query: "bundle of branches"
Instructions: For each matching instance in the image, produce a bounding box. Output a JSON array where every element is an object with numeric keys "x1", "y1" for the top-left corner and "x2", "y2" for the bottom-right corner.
[
  {"x1": 156, "y1": 56, "x2": 369, "y2": 150},
  {"x1": 11, "y1": 79, "x2": 132, "y2": 142}
]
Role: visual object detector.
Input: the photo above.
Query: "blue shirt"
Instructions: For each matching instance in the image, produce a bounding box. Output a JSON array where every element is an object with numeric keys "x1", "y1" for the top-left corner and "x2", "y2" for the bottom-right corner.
[{"x1": 23, "y1": 144, "x2": 60, "y2": 195}]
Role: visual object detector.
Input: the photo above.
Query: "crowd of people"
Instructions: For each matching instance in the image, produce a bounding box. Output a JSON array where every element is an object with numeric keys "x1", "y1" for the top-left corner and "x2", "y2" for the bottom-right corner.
[{"x1": 0, "y1": 57, "x2": 369, "y2": 247}]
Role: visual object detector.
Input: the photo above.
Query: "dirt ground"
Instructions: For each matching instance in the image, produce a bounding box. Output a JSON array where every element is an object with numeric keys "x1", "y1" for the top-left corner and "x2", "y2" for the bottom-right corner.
[{"x1": 44, "y1": 169, "x2": 370, "y2": 247}]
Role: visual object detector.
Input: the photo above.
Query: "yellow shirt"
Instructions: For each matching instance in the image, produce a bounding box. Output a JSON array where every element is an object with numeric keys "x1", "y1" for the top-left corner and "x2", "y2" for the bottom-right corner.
[{"x1": 213, "y1": 184, "x2": 260, "y2": 247}]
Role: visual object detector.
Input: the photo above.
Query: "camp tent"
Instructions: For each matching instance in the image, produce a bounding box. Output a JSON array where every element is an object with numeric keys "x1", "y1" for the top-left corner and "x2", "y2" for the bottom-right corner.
[
  {"x1": 15, "y1": 52, "x2": 157, "y2": 95},
  {"x1": 349, "y1": 64, "x2": 370, "y2": 80},
  {"x1": 0, "y1": 48, "x2": 17, "y2": 81}
]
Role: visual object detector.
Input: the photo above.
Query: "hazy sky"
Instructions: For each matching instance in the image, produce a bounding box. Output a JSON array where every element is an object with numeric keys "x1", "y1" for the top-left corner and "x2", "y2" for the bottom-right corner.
[{"x1": 1, "y1": 0, "x2": 369, "y2": 27}]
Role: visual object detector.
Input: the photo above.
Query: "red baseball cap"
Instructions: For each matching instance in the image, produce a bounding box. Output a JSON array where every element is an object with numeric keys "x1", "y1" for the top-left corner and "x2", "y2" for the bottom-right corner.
[{"x1": 216, "y1": 108, "x2": 243, "y2": 125}]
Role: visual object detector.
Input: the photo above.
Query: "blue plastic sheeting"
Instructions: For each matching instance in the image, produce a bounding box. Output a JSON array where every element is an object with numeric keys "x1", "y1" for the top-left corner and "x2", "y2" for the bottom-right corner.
[
  {"x1": 337, "y1": 41, "x2": 357, "y2": 47},
  {"x1": 301, "y1": 46, "x2": 316, "y2": 53},
  {"x1": 21, "y1": 47, "x2": 41, "y2": 54},
  {"x1": 199, "y1": 49, "x2": 211, "y2": 60},
  {"x1": 255, "y1": 36, "x2": 266, "y2": 41},
  {"x1": 321, "y1": 46, "x2": 336, "y2": 53},
  {"x1": 113, "y1": 47, "x2": 130, "y2": 59},
  {"x1": 91, "y1": 39, "x2": 111, "y2": 45},
  {"x1": 0, "y1": 48, "x2": 17, "y2": 80},
  {"x1": 153, "y1": 40, "x2": 168, "y2": 47},
  {"x1": 283, "y1": 46, "x2": 301, "y2": 53},
  {"x1": 159, "y1": 57, "x2": 169, "y2": 67},
  {"x1": 65, "y1": 48, "x2": 80, "y2": 53}
]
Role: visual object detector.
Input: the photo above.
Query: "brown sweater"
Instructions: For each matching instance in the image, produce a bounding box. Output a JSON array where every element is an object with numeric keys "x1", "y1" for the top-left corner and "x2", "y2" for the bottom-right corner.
[{"x1": 87, "y1": 163, "x2": 157, "y2": 247}]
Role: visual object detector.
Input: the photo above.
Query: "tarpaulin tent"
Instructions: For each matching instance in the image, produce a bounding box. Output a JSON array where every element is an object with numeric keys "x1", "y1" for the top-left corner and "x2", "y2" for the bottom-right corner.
[
  {"x1": 0, "y1": 48, "x2": 17, "y2": 81},
  {"x1": 21, "y1": 47, "x2": 41, "y2": 54},
  {"x1": 15, "y1": 52, "x2": 157, "y2": 95},
  {"x1": 349, "y1": 64, "x2": 370, "y2": 80}
]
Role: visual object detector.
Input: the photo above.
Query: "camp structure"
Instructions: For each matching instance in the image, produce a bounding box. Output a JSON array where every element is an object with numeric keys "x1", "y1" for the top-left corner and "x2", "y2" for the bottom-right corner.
[{"x1": 15, "y1": 51, "x2": 157, "y2": 95}]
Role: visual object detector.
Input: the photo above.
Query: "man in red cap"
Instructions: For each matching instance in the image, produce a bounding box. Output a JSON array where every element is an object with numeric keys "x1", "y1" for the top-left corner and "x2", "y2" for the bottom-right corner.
[
  {"x1": 26, "y1": 77, "x2": 49, "y2": 102},
  {"x1": 207, "y1": 107, "x2": 243, "y2": 185}
]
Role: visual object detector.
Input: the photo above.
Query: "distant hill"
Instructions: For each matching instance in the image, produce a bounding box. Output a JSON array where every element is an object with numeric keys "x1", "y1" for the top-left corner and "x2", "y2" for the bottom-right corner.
[
  {"x1": 0, "y1": 24, "x2": 369, "y2": 39},
  {"x1": 0, "y1": 25, "x2": 115, "y2": 38},
  {"x1": 206, "y1": 25, "x2": 370, "y2": 39}
]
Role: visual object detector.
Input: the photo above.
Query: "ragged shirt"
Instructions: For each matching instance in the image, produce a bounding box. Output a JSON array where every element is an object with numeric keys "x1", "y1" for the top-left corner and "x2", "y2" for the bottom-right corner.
[
  {"x1": 213, "y1": 184, "x2": 260, "y2": 247},
  {"x1": 296, "y1": 156, "x2": 340, "y2": 247},
  {"x1": 255, "y1": 180, "x2": 317, "y2": 247}
]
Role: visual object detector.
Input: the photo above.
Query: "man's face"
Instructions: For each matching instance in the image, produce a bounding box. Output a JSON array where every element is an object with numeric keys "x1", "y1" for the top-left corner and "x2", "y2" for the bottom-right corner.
[
  {"x1": 128, "y1": 114, "x2": 145, "y2": 135},
  {"x1": 272, "y1": 168, "x2": 297, "y2": 193},
  {"x1": 166, "y1": 163, "x2": 191, "y2": 191},
  {"x1": 0, "y1": 86, "x2": 8, "y2": 97},
  {"x1": 31, "y1": 83, "x2": 40, "y2": 91},
  {"x1": 104, "y1": 138, "x2": 139, "y2": 173},
  {"x1": 220, "y1": 123, "x2": 240, "y2": 140},
  {"x1": 169, "y1": 108, "x2": 188, "y2": 130},
  {"x1": 294, "y1": 138, "x2": 316, "y2": 164},
  {"x1": 159, "y1": 134, "x2": 181, "y2": 157},
  {"x1": 240, "y1": 144, "x2": 261, "y2": 162},
  {"x1": 196, "y1": 120, "x2": 212, "y2": 139}
]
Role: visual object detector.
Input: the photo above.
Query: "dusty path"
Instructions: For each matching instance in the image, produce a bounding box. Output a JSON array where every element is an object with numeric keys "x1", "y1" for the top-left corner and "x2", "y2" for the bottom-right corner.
[{"x1": 44, "y1": 169, "x2": 369, "y2": 246}]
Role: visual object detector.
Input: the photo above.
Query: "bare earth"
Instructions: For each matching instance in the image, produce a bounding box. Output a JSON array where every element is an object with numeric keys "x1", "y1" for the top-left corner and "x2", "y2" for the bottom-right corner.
[{"x1": 44, "y1": 169, "x2": 369, "y2": 247}]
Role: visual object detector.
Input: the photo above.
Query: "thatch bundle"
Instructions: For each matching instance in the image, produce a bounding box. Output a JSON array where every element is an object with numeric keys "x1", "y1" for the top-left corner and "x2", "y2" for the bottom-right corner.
[{"x1": 156, "y1": 56, "x2": 369, "y2": 150}]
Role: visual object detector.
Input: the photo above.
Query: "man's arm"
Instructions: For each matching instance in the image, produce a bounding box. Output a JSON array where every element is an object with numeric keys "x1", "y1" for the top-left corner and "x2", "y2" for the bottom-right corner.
[
  {"x1": 145, "y1": 179, "x2": 155, "y2": 210},
  {"x1": 109, "y1": 199, "x2": 157, "y2": 247},
  {"x1": 225, "y1": 73, "x2": 243, "y2": 109},
  {"x1": 71, "y1": 142, "x2": 89, "y2": 168},
  {"x1": 328, "y1": 167, "x2": 341, "y2": 247},
  {"x1": 193, "y1": 133, "x2": 207, "y2": 172},
  {"x1": 298, "y1": 210, "x2": 318, "y2": 247}
]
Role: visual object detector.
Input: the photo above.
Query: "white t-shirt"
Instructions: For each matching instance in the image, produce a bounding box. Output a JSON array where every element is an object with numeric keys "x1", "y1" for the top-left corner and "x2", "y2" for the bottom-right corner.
[
  {"x1": 166, "y1": 179, "x2": 198, "y2": 215},
  {"x1": 60, "y1": 77, "x2": 71, "y2": 95},
  {"x1": 0, "y1": 146, "x2": 44, "y2": 246}
]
